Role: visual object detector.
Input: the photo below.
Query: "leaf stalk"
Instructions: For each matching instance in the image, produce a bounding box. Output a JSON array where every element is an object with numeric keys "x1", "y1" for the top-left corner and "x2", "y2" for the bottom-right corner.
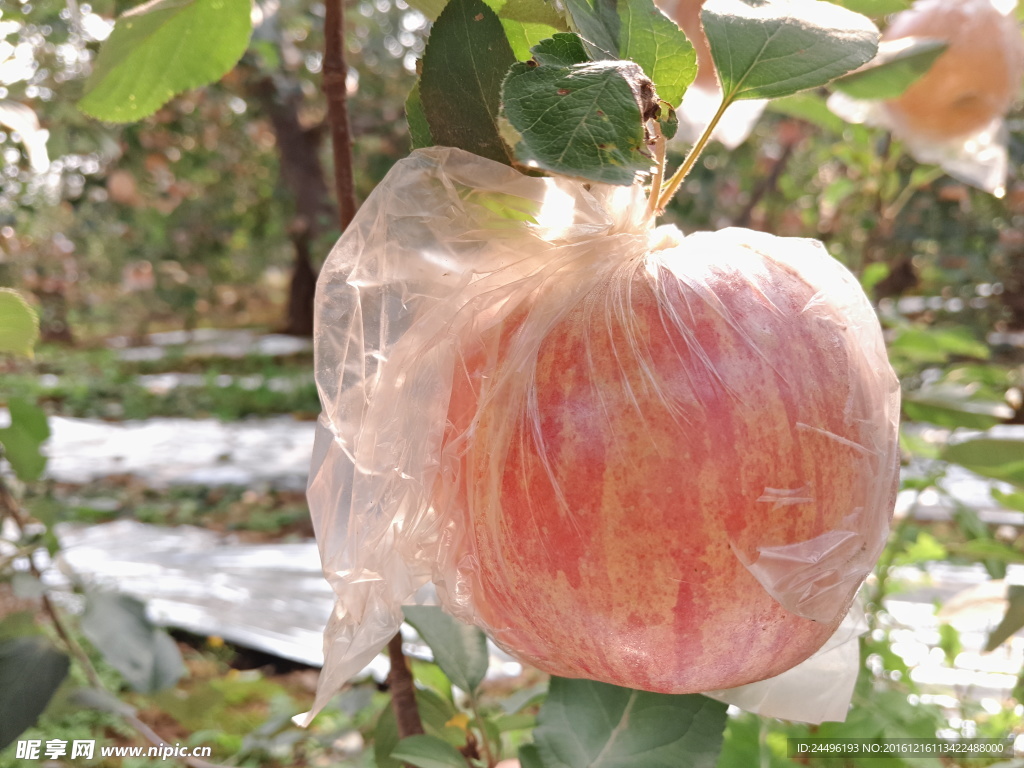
[{"x1": 655, "y1": 96, "x2": 731, "y2": 213}]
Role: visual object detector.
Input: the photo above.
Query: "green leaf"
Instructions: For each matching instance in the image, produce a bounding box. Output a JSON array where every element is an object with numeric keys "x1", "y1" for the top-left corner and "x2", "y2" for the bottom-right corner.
[
  {"x1": 951, "y1": 539, "x2": 1024, "y2": 565},
  {"x1": 375, "y1": 689, "x2": 458, "y2": 768},
  {"x1": 768, "y1": 92, "x2": 848, "y2": 133},
  {"x1": 985, "y1": 585, "x2": 1024, "y2": 652},
  {"x1": 406, "y1": 0, "x2": 449, "y2": 20},
  {"x1": 0, "y1": 397, "x2": 50, "y2": 482},
  {"x1": 895, "y1": 531, "x2": 947, "y2": 565},
  {"x1": 79, "y1": 0, "x2": 252, "y2": 123},
  {"x1": 0, "y1": 637, "x2": 70, "y2": 750},
  {"x1": 937, "y1": 623, "x2": 961, "y2": 666},
  {"x1": 406, "y1": 82, "x2": 434, "y2": 150},
  {"x1": 0, "y1": 612, "x2": 39, "y2": 642},
  {"x1": 520, "y1": 744, "x2": 545, "y2": 768},
  {"x1": 419, "y1": 0, "x2": 516, "y2": 164},
  {"x1": 888, "y1": 325, "x2": 990, "y2": 364},
  {"x1": 501, "y1": 37, "x2": 654, "y2": 184},
  {"x1": 558, "y1": 0, "x2": 695, "y2": 106},
  {"x1": 830, "y1": 0, "x2": 910, "y2": 15},
  {"x1": 832, "y1": 37, "x2": 946, "y2": 100},
  {"x1": 943, "y1": 439, "x2": 1024, "y2": 488},
  {"x1": 530, "y1": 678, "x2": 728, "y2": 768},
  {"x1": 391, "y1": 735, "x2": 470, "y2": 768},
  {"x1": 485, "y1": 0, "x2": 568, "y2": 61},
  {"x1": 412, "y1": 660, "x2": 456, "y2": 702},
  {"x1": 0, "y1": 289, "x2": 39, "y2": 357},
  {"x1": 562, "y1": 0, "x2": 620, "y2": 59},
  {"x1": 79, "y1": 592, "x2": 184, "y2": 693},
  {"x1": 993, "y1": 488, "x2": 1024, "y2": 513},
  {"x1": 404, "y1": 606, "x2": 489, "y2": 694},
  {"x1": 533, "y1": 31, "x2": 591, "y2": 65},
  {"x1": 656, "y1": 100, "x2": 678, "y2": 139},
  {"x1": 902, "y1": 389, "x2": 1012, "y2": 430},
  {"x1": 702, "y1": 0, "x2": 879, "y2": 101},
  {"x1": 618, "y1": 0, "x2": 696, "y2": 107}
]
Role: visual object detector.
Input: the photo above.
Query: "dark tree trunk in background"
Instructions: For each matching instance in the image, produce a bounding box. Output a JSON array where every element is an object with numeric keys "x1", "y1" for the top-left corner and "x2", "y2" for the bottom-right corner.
[
  {"x1": 251, "y1": 75, "x2": 336, "y2": 336},
  {"x1": 286, "y1": 226, "x2": 318, "y2": 337}
]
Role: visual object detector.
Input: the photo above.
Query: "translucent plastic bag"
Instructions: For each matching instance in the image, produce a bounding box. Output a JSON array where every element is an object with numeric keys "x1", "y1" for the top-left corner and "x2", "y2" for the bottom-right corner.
[
  {"x1": 829, "y1": 0, "x2": 1023, "y2": 195},
  {"x1": 302, "y1": 147, "x2": 900, "y2": 724}
]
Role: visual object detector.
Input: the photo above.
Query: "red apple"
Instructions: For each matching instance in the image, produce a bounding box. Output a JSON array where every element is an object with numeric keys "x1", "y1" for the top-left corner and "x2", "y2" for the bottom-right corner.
[
  {"x1": 438, "y1": 227, "x2": 899, "y2": 693},
  {"x1": 882, "y1": 0, "x2": 1024, "y2": 142}
]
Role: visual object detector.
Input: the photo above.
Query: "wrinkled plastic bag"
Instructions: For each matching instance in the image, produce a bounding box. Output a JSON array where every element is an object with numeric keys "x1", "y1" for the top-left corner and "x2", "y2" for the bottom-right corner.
[
  {"x1": 828, "y1": 0, "x2": 1024, "y2": 195},
  {"x1": 301, "y1": 147, "x2": 900, "y2": 724}
]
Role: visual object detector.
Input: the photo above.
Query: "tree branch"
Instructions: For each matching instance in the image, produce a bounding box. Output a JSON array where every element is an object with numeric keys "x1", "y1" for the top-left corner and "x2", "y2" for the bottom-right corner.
[
  {"x1": 323, "y1": 0, "x2": 358, "y2": 231},
  {"x1": 387, "y1": 632, "x2": 425, "y2": 740},
  {"x1": 322, "y1": 0, "x2": 423, "y2": 747}
]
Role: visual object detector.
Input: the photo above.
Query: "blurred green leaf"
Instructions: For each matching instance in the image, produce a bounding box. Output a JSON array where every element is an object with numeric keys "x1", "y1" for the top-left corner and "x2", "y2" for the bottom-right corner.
[
  {"x1": 718, "y1": 714, "x2": 805, "y2": 768},
  {"x1": 903, "y1": 388, "x2": 1012, "y2": 430},
  {"x1": 406, "y1": 82, "x2": 434, "y2": 150},
  {"x1": 391, "y1": 735, "x2": 469, "y2": 768},
  {"x1": 0, "y1": 612, "x2": 39, "y2": 642},
  {"x1": 943, "y1": 439, "x2": 1024, "y2": 487},
  {"x1": 529, "y1": 678, "x2": 727, "y2": 768},
  {"x1": 888, "y1": 326, "x2": 990, "y2": 365},
  {"x1": 992, "y1": 488, "x2": 1024, "y2": 513},
  {"x1": 832, "y1": 37, "x2": 946, "y2": 100},
  {"x1": 768, "y1": 92, "x2": 848, "y2": 133},
  {"x1": 520, "y1": 744, "x2": 545, "y2": 768},
  {"x1": 419, "y1": 0, "x2": 516, "y2": 164},
  {"x1": 406, "y1": 0, "x2": 449, "y2": 20},
  {"x1": 404, "y1": 606, "x2": 488, "y2": 694},
  {"x1": 984, "y1": 585, "x2": 1024, "y2": 652},
  {"x1": 79, "y1": 0, "x2": 252, "y2": 123},
  {"x1": 376, "y1": 689, "x2": 458, "y2": 768},
  {"x1": 703, "y1": 0, "x2": 878, "y2": 101},
  {"x1": 895, "y1": 531, "x2": 947, "y2": 565},
  {"x1": 495, "y1": 711, "x2": 537, "y2": 731},
  {"x1": 80, "y1": 592, "x2": 184, "y2": 693},
  {"x1": 951, "y1": 539, "x2": 1024, "y2": 565},
  {"x1": 937, "y1": 623, "x2": 961, "y2": 666},
  {"x1": 831, "y1": 0, "x2": 910, "y2": 14},
  {"x1": 485, "y1": 0, "x2": 568, "y2": 60},
  {"x1": 858, "y1": 263, "x2": 891, "y2": 297},
  {"x1": 0, "y1": 289, "x2": 39, "y2": 357},
  {"x1": 0, "y1": 397, "x2": 50, "y2": 482},
  {"x1": 411, "y1": 659, "x2": 456, "y2": 702},
  {"x1": 0, "y1": 637, "x2": 70, "y2": 750}
]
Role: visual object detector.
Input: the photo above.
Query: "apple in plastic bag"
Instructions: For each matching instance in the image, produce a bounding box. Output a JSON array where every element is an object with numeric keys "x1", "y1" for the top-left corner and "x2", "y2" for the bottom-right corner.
[
  {"x1": 442, "y1": 227, "x2": 899, "y2": 693},
  {"x1": 881, "y1": 0, "x2": 1024, "y2": 142}
]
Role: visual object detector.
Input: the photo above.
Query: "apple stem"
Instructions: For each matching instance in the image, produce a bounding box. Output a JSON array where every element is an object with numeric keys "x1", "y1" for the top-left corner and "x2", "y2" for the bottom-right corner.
[{"x1": 654, "y1": 96, "x2": 731, "y2": 214}]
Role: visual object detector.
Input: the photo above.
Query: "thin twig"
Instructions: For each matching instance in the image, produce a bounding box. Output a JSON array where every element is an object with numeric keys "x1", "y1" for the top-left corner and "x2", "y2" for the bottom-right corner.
[
  {"x1": 387, "y1": 632, "x2": 426, "y2": 741},
  {"x1": 323, "y1": 0, "x2": 358, "y2": 231}
]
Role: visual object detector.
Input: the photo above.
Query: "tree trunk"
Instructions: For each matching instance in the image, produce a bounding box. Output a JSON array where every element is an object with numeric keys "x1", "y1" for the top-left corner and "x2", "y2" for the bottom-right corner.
[{"x1": 251, "y1": 74, "x2": 336, "y2": 336}]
